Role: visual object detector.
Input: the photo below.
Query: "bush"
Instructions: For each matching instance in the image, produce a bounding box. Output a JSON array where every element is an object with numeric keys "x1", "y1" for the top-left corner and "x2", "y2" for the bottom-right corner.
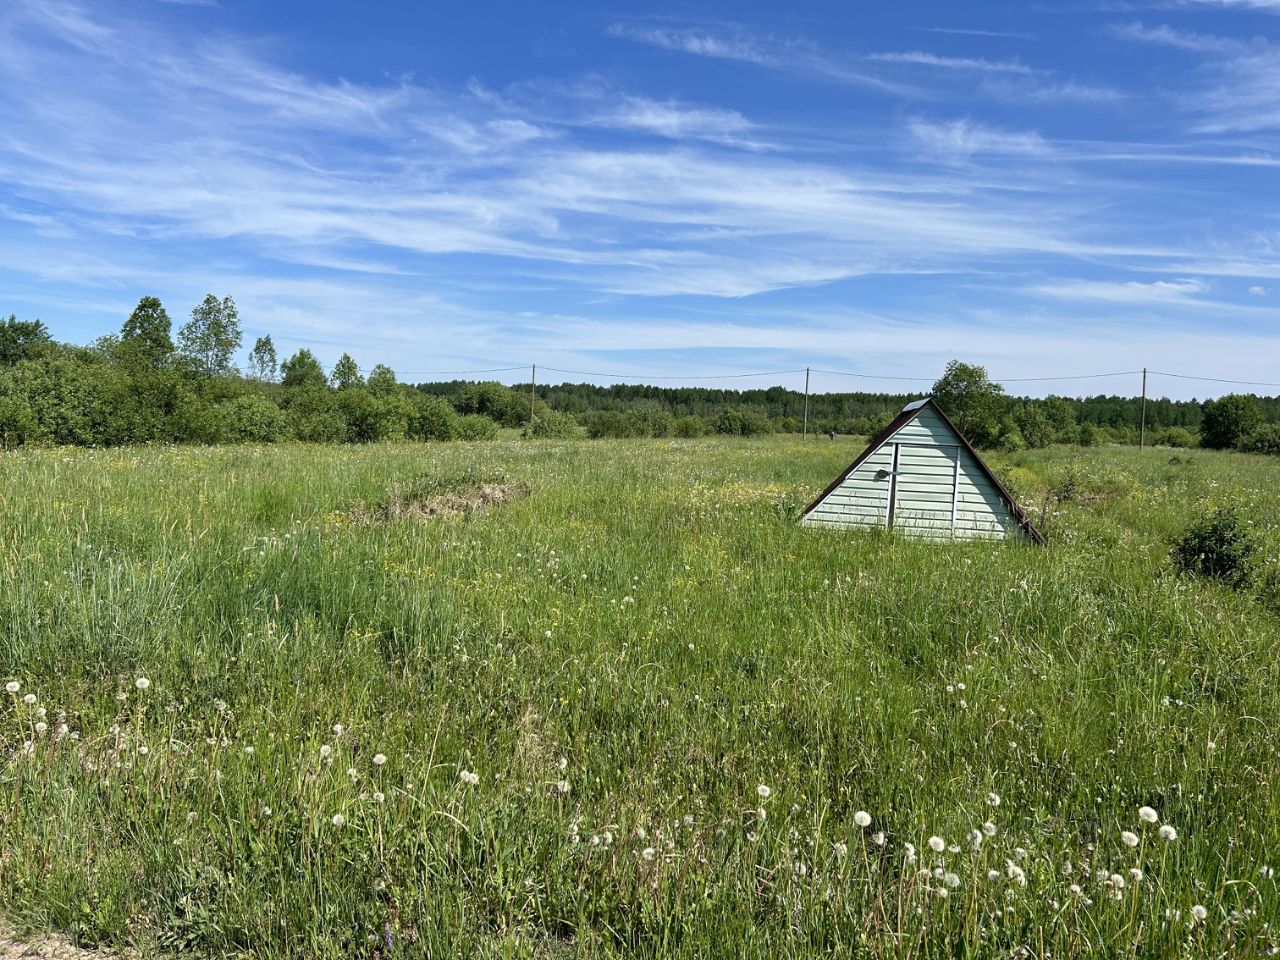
[
  {"x1": 584, "y1": 410, "x2": 640, "y2": 439},
  {"x1": 524, "y1": 410, "x2": 582, "y2": 439},
  {"x1": 1170, "y1": 506, "x2": 1257, "y2": 587},
  {"x1": 219, "y1": 394, "x2": 287, "y2": 443},
  {"x1": 1076, "y1": 424, "x2": 1106, "y2": 447},
  {"x1": 412, "y1": 397, "x2": 460, "y2": 441},
  {"x1": 714, "y1": 408, "x2": 773, "y2": 437},
  {"x1": 1236, "y1": 423, "x2": 1280, "y2": 456},
  {"x1": 672, "y1": 415, "x2": 708, "y2": 438},
  {"x1": 994, "y1": 418, "x2": 1025, "y2": 453},
  {"x1": 286, "y1": 386, "x2": 347, "y2": 443},
  {"x1": 456, "y1": 414, "x2": 499, "y2": 441},
  {"x1": 1155, "y1": 427, "x2": 1196, "y2": 449}
]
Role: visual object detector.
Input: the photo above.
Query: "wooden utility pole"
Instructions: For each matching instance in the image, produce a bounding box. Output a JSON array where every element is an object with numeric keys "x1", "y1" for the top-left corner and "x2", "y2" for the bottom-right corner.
[
  {"x1": 1140, "y1": 368, "x2": 1147, "y2": 450},
  {"x1": 802, "y1": 367, "x2": 811, "y2": 439},
  {"x1": 529, "y1": 364, "x2": 537, "y2": 430}
]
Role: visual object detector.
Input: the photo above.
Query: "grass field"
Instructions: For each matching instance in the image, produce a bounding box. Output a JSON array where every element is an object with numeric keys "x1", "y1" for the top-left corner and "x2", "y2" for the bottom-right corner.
[{"x1": 2, "y1": 437, "x2": 1279, "y2": 958}]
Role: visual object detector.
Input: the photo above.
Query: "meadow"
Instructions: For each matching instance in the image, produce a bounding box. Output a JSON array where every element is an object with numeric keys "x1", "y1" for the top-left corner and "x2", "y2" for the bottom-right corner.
[{"x1": 1, "y1": 437, "x2": 1278, "y2": 958}]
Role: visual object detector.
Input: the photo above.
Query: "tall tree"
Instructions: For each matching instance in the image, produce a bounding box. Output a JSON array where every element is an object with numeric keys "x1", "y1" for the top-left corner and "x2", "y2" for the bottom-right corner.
[
  {"x1": 366, "y1": 364, "x2": 397, "y2": 395},
  {"x1": 178, "y1": 294, "x2": 241, "y2": 377},
  {"x1": 931, "y1": 360, "x2": 1006, "y2": 447},
  {"x1": 280, "y1": 349, "x2": 329, "y2": 390},
  {"x1": 1201, "y1": 394, "x2": 1262, "y2": 449},
  {"x1": 248, "y1": 336, "x2": 278, "y2": 382},
  {"x1": 330, "y1": 353, "x2": 363, "y2": 390},
  {"x1": 119, "y1": 297, "x2": 174, "y2": 365},
  {"x1": 0, "y1": 315, "x2": 52, "y2": 366}
]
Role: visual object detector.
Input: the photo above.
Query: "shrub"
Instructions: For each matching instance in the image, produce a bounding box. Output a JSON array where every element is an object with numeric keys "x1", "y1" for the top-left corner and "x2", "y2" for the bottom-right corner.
[
  {"x1": 524, "y1": 410, "x2": 582, "y2": 439},
  {"x1": 219, "y1": 394, "x2": 287, "y2": 443},
  {"x1": 1076, "y1": 424, "x2": 1106, "y2": 447},
  {"x1": 1170, "y1": 506, "x2": 1257, "y2": 587},
  {"x1": 456, "y1": 414, "x2": 499, "y2": 441},
  {"x1": 286, "y1": 386, "x2": 347, "y2": 443},
  {"x1": 1155, "y1": 427, "x2": 1196, "y2": 449},
  {"x1": 994, "y1": 419, "x2": 1025, "y2": 453},
  {"x1": 714, "y1": 408, "x2": 773, "y2": 437},
  {"x1": 1236, "y1": 423, "x2": 1280, "y2": 456},
  {"x1": 672, "y1": 415, "x2": 708, "y2": 438},
  {"x1": 584, "y1": 410, "x2": 640, "y2": 439}
]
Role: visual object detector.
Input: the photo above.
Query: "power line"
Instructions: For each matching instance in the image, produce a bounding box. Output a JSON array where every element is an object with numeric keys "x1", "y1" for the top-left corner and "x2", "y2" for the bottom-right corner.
[
  {"x1": 1149, "y1": 370, "x2": 1280, "y2": 389},
  {"x1": 539, "y1": 365, "x2": 808, "y2": 381}
]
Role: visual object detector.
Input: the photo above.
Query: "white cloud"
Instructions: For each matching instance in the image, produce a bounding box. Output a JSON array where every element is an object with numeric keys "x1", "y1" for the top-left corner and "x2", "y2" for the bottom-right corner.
[
  {"x1": 1026, "y1": 278, "x2": 1210, "y2": 304},
  {"x1": 907, "y1": 118, "x2": 1052, "y2": 159},
  {"x1": 867, "y1": 51, "x2": 1037, "y2": 74},
  {"x1": 1249, "y1": 284, "x2": 1267, "y2": 295}
]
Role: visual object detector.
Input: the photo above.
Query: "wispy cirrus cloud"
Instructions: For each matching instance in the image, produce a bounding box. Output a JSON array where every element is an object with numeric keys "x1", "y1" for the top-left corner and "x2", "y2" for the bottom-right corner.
[
  {"x1": 867, "y1": 50, "x2": 1038, "y2": 74},
  {"x1": 916, "y1": 26, "x2": 1039, "y2": 40},
  {"x1": 1111, "y1": 21, "x2": 1280, "y2": 131},
  {"x1": 907, "y1": 118, "x2": 1053, "y2": 158}
]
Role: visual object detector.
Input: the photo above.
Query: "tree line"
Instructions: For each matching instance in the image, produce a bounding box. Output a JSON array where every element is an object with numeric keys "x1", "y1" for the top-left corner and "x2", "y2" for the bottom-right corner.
[
  {"x1": 0, "y1": 299, "x2": 508, "y2": 447},
  {"x1": 3, "y1": 304, "x2": 1279, "y2": 453}
]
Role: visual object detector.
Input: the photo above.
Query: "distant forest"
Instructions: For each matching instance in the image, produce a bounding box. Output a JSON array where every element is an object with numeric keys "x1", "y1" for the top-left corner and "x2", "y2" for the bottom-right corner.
[{"x1": 4, "y1": 301, "x2": 1280, "y2": 454}]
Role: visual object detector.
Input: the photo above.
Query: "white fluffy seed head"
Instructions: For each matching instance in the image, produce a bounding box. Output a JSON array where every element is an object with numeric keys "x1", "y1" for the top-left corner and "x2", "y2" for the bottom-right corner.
[
  {"x1": 1138, "y1": 806, "x2": 1159, "y2": 823},
  {"x1": 331, "y1": 814, "x2": 345, "y2": 827},
  {"x1": 987, "y1": 792, "x2": 1001, "y2": 807},
  {"x1": 134, "y1": 677, "x2": 150, "y2": 690},
  {"x1": 22, "y1": 693, "x2": 36, "y2": 705},
  {"x1": 1191, "y1": 904, "x2": 1208, "y2": 922},
  {"x1": 1159, "y1": 824, "x2": 1178, "y2": 841},
  {"x1": 928, "y1": 836, "x2": 946, "y2": 853},
  {"x1": 757, "y1": 784, "x2": 771, "y2": 799},
  {"x1": 372, "y1": 753, "x2": 387, "y2": 766},
  {"x1": 854, "y1": 811, "x2": 872, "y2": 828},
  {"x1": 5, "y1": 681, "x2": 20, "y2": 694},
  {"x1": 1121, "y1": 830, "x2": 1139, "y2": 848}
]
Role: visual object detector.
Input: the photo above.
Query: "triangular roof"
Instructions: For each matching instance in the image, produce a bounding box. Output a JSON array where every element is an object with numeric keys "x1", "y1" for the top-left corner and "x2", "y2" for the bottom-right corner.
[{"x1": 800, "y1": 397, "x2": 1046, "y2": 545}]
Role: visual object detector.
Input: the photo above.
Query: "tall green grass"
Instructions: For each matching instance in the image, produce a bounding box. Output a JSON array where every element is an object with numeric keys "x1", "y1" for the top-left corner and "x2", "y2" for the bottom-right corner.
[{"x1": 1, "y1": 439, "x2": 1278, "y2": 958}]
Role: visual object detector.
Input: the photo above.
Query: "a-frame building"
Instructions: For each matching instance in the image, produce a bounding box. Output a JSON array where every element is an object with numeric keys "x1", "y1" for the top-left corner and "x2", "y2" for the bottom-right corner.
[{"x1": 800, "y1": 398, "x2": 1046, "y2": 543}]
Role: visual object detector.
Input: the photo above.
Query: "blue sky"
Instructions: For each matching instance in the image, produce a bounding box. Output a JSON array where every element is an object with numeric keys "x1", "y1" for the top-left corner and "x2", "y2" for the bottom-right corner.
[{"x1": 1, "y1": 0, "x2": 1278, "y2": 398}]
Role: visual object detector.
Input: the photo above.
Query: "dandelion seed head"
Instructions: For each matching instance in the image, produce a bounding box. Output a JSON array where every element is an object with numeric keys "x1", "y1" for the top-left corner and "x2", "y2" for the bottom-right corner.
[
  {"x1": 983, "y1": 821, "x2": 997, "y2": 837},
  {"x1": 642, "y1": 847, "x2": 656, "y2": 861},
  {"x1": 757, "y1": 784, "x2": 771, "y2": 799},
  {"x1": 22, "y1": 693, "x2": 36, "y2": 705},
  {"x1": 5, "y1": 681, "x2": 20, "y2": 694},
  {"x1": 1138, "y1": 806, "x2": 1159, "y2": 823},
  {"x1": 134, "y1": 677, "x2": 150, "y2": 690},
  {"x1": 871, "y1": 831, "x2": 886, "y2": 846},
  {"x1": 331, "y1": 814, "x2": 345, "y2": 827},
  {"x1": 987, "y1": 792, "x2": 1001, "y2": 807},
  {"x1": 1121, "y1": 830, "x2": 1139, "y2": 847},
  {"x1": 1191, "y1": 904, "x2": 1208, "y2": 922},
  {"x1": 373, "y1": 753, "x2": 387, "y2": 766},
  {"x1": 854, "y1": 811, "x2": 872, "y2": 828},
  {"x1": 928, "y1": 836, "x2": 946, "y2": 853},
  {"x1": 1159, "y1": 825, "x2": 1178, "y2": 841}
]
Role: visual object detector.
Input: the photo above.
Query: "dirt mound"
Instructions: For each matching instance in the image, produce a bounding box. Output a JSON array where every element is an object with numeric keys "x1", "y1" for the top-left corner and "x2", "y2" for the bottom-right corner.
[{"x1": 349, "y1": 470, "x2": 527, "y2": 523}]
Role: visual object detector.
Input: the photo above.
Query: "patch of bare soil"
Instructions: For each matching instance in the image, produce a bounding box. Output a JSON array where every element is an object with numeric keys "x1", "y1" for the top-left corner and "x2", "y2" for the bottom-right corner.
[{"x1": 0, "y1": 926, "x2": 124, "y2": 960}]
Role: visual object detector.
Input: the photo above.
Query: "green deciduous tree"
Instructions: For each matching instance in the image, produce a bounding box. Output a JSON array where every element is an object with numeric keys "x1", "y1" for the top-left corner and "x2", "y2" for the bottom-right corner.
[
  {"x1": 0, "y1": 315, "x2": 52, "y2": 366},
  {"x1": 1200, "y1": 394, "x2": 1262, "y2": 450},
  {"x1": 931, "y1": 360, "x2": 1006, "y2": 448},
  {"x1": 280, "y1": 349, "x2": 329, "y2": 391},
  {"x1": 248, "y1": 336, "x2": 278, "y2": 382},
  {"x1": 178, "y1": 295, "x2": 241, "y2": 377},
  {"x1": 120, "y1": 297, "x2": 173, "y2": 365},
  {"x1": 331, "y1": 353, "x2": 363, "y2": 390}
]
